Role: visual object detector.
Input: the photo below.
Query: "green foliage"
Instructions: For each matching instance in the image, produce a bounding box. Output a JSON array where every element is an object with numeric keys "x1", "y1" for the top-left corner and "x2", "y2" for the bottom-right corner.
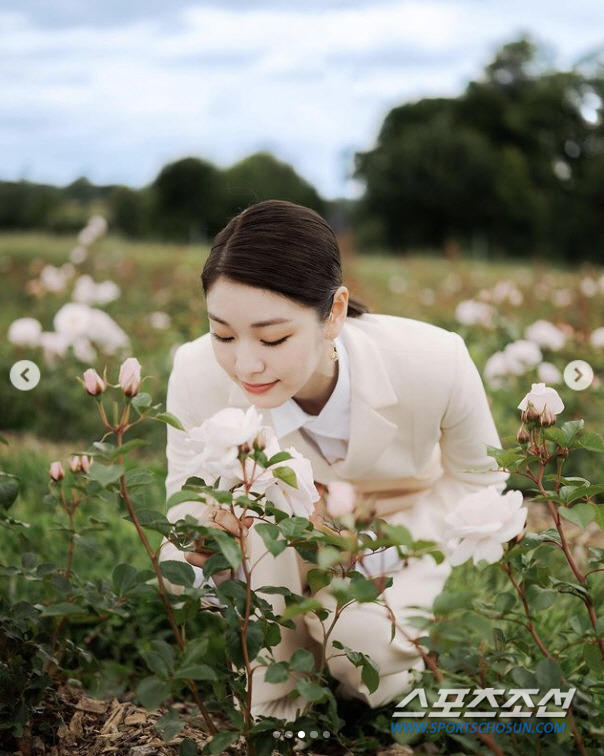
[{"x1": 355, "y1": 35, "x2": 604, "y2": 262}]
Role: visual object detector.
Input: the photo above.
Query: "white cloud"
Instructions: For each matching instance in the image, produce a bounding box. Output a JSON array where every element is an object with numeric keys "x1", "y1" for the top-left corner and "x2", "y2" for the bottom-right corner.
[{"x1": 2, "y1": 1, "x2": 604, "y2": 197}]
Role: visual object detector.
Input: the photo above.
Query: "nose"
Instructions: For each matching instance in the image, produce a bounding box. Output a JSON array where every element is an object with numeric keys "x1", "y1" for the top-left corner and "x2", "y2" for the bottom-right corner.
[{"x1": 234, "y1": 342, "x2": 266, "y2": 380}]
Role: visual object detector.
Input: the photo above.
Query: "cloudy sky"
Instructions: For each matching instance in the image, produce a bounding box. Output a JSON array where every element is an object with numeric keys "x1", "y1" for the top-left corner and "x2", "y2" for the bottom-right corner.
[{"x1": 2, "y1": 1, "x2": 604, "y2": 198}]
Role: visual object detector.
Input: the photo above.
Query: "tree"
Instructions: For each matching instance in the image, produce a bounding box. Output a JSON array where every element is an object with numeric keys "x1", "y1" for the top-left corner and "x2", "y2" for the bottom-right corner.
[
  {"x1": 150, "y1": 157, "x2": 224, "y2": 242},
  {"x1": 354, "y1": 36, "x2": 604, "y2": 261},
  {"x1": 222, "y1": 152, "x2": 325, "y2": 219}
]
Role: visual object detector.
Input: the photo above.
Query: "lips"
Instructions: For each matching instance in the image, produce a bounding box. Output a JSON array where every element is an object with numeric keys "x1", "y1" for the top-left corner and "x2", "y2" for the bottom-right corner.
[{"x1": 242, "y1": 380, "x2": 278, "y2": 395}]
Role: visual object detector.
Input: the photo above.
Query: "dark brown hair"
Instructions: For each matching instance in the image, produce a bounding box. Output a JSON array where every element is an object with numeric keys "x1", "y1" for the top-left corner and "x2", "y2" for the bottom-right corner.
[{"x1": 201, "y1": 199, "x2": 369, "y2": 321}]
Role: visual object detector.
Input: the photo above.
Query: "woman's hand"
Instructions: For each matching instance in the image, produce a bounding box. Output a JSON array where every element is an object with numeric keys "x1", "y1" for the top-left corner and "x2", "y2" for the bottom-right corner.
[{"x1": 184, "y1": 508, "x2": 254, "y2": 569}]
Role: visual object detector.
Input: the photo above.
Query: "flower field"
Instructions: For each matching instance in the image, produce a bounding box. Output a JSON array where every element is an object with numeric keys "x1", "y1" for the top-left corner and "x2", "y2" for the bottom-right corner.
[{"x1": 1, "y1": 228, "x2": 604, "y2": 755}]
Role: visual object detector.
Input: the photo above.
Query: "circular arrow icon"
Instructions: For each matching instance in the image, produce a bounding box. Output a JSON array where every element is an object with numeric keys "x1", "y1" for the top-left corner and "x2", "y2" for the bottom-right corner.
[
  {"x1": 563, "y1": 360, "x2": 594, "y2": 391},
  {"x1": 10, "y1": 360, "x2": 41, "y2": 391}
]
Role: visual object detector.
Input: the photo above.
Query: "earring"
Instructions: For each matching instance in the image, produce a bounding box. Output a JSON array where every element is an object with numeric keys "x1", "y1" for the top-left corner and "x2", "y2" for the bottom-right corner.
[{"x1": 330, "y1": 340, "x2": 339, "y2": 362}]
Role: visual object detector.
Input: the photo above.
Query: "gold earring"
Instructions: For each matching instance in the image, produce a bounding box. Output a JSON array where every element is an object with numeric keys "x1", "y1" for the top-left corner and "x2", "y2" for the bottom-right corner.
[{"x1": 330, "y1": 340, "x2": 339, "y2": 362}]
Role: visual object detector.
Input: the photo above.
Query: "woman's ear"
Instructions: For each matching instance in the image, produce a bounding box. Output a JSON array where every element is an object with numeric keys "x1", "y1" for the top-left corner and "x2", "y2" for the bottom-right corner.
[{"x1": 328, "y1": 286, "x2": 349, "y2": 337}]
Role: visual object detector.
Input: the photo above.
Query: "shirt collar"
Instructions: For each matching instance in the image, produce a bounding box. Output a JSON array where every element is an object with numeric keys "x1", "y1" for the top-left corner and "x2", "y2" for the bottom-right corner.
[{"x1": 270, "y1": 335, "x2": 350, "y2": 440}]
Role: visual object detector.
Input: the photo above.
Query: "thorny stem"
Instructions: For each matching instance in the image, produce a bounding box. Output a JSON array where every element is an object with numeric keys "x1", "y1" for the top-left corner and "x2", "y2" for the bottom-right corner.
[
  {"x1": 525, "y1": 458, "x2": 604, "y2": 659},
  {"x1": 115, "y1": 426, "x2": 218, "y2": 736},
  {"x1": 502, "y1": 562, "x2": 552, "y2": 659}
]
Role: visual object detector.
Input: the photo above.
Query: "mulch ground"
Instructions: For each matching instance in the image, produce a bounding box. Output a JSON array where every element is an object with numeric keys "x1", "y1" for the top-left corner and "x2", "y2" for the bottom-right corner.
[{"x1": 6, "y1": 685, "x2": 416, "y2": 756}]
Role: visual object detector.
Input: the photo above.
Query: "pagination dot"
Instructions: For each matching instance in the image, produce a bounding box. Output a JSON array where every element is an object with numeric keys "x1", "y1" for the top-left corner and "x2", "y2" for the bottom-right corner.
[
  {"x1": 284, "y1": 731, "x2": 293, "y2": 738},
  {"x1": 272, "y1": 731, "x2": 281, "y2": 739},
  {"x1": 323, "y1": 731, "x2": 331, "y2": 738},
  {"x1": 297, "y1": 731, "x2": 305, "y2": 738},
  {"x1": 309, "y1": 730, "x2": 319, "y2": 738}
]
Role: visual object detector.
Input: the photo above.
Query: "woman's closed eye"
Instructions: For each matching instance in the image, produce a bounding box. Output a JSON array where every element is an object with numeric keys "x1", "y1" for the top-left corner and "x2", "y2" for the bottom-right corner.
[{"x1": 211, "y1": 333, "x2": 290, "y2": 347}]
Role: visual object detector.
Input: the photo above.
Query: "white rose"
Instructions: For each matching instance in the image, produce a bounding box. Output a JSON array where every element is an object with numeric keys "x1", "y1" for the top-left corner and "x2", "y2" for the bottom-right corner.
[
  {"x1": 8, "y1": 317, "x2": 42, "y2": 347},
  {"x1": 504, "y1": 340, "x2": 543, "y2": 370},
  {"x1": 537, "y1": 362, "x2": 562, "y2": 385},
  {"x1": 590, "y1": 327, "x2": 604, "y2": 349},
  {"x1": 184, "y1": 407, "x2": 268, "y2": 486},
  {"x1": 455, "y1": 300, "x2": 495, "y2": 327},
  {"x1": 445, "y1": 486, "x2": 527, "y2": 566},
  {"x1": 518, "y1": 383, "x2": 564, "y2": 417},
  {"x1": 524, "y1": 320, "x2": 566, "y2": 351}
]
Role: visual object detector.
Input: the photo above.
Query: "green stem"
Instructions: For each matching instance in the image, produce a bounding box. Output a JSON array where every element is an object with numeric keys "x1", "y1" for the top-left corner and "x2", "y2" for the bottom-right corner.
[{"x1": 115, "y1": 427, "x2": 218, "y2": 735}]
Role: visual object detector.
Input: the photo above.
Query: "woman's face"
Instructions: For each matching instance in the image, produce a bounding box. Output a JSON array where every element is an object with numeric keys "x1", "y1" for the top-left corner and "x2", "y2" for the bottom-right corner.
[{"x1": 205, "y1": 278, "x2": 340, "y2": 411}]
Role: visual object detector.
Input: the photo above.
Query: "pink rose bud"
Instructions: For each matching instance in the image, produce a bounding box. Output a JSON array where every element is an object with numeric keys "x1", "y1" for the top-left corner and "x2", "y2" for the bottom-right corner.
[
  {"x1": 83, "y1": 368, "x2": 105, "y2": 396},
  {"x1": 326, "y1": 481, "x2": 356, "y2": 518},
  {"x1": 118, "y1": 357, "x2": 142, "y2": 397},
  {"x1": 49, "y1": 461, "x2": 65, "y2": 481},
  {"x1": 69, "y1": 455, "x2": 91, "y2": 473}
]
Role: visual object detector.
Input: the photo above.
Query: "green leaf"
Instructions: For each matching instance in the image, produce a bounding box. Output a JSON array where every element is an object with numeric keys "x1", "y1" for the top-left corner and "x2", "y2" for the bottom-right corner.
[
  {"x1": 361, "y1": 656, "x2": 380, "y2": 693},
  {"x1": 272, "y1": 465, "x2": 298, "y2": 488},
  {"x1": 179, "y1": 637, "x2": 210, "y2": 669},
  {"x1": 175, "y1": 664, "x2": 217, "y2": 681},
  {"x1": 495, "y1": 592, "x2": 515, "y2": 613},
  {"x1": 561, "y1": 419, "x2": 584, "y2": 445},
  {"x1": 255, "y1": 522, "x2": 287, "y2": 557},
  {"x1": 584, "y1": 642, "x2": 604, "y2": 674},
  {"x1": 132, "y1": 392, "x2": 153, "y2": 410},
  {"x1": 266, "y1": 451, "x2": 293, "y2": 466},
  {"x1": 378, "y1": 523, "x2": 414, "y2": 548},
  {"x1": 204, "y1": 731, "x2": 239, "y2": 755},
  {"x1": 87, "y1": 463, "x2": 124, "y2": 488},
  {"x1": 296, "y1": 678, "x2": 328, "y2": 703},
  {"x1": 511, "y1": 666, "x2": 537, "y2": 688},
  {"x1": 179, "y1": 738, "x2": 199, "y2": 756},
  {"x1": 580, "y1": 431, "x2": 604, "y2": 453},
  {"x1": 105, "y1": 439, "x2": 150, "y2": 459},
  {"x1": 0, "y1": 433, "x2": 8, "y2": 445},
  {"x1": 144, "y1": 640, "x2": 175, "y2": 677},
  {"x1": 0, "y1": 472, "x2": 19, "y2": 510},
  {"x1": 289, "y1": 649, "x2": 315, "y2": 673},
  {"x1": 559, "y1": 503, "x2": 596, "y2": 528},
  {"x1": 136, "y1": 676, "x2": 171, "y2": 710},
  {"x1": 278, "y1": 516, "x2": 310, "y2": 538},
  {"x1": 129, "y1": 509, "x2": 171, "y2": 536},
  {"x1": 349, "y1": 574, "x2": 381, "y2": 603},
  {"x1": 265, "y1": 662, "x2": 290, "y2": 684},
  {"x1": 154, "y1": 412, "x2": 185, "y2": 430},
  {"x1": 559, "y1": 485, "x2": 604, "y2": 505},
  {"x1": 39, "y1": 602, "x2": 87, "y2": 617},
  {"x1": 594, "y1": 505, "x2": 604, "y2": 533},
  {"x1": 281, "y1": 597, "x2": 325, "y2": 621},
  {"x1": 155, "y1": 710, "x2": 185, "y2": 742},
  {"x1": 307, "y1": 568, "x2": 332, "y2": 594},
  {"x1": 113, "y1": 563, "x2": 139, "y2": 595},
  {"x1": 211, "y1": 529, "x2": 242, "y2": 571},
  {"x1": 165, "y1": 490, "x2": 206, "y2": 509},
  {"x1": 543, "y1": 427, "x2": 567, "y2": 446},
  {"x1": 535, "y1": 658, "x2": 562, "y2": 689},
  {"x1": 160, "y1": 560, "x2": 196, "y2": 588},
  {"x1": 525, "y1": 585, "x2": 557, "y2": 612}
]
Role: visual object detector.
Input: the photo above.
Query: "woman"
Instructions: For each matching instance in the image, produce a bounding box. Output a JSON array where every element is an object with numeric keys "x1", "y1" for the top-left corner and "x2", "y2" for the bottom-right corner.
[{"x1": 160, "y1": 199, "x2": 507, "y2": 721}]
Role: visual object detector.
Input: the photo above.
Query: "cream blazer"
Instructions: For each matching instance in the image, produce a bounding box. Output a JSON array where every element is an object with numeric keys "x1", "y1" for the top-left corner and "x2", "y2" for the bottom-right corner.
[{"x1": 163, "y1": 314, "x2": 508, "y2": 552}]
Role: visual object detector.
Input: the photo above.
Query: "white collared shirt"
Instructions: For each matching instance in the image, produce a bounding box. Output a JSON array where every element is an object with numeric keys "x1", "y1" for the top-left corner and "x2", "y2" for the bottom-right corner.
[{"x1": 270, "y1": 335, "x2": 351, "y2": 463}]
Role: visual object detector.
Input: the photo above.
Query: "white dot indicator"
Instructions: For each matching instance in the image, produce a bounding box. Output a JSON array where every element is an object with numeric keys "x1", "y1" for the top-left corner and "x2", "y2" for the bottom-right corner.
[
  {"x1": 323, "y1": 731, "x2": 331, "y2": 738},
  {"x1": 272, "y1": 731, "x2": 281, "y2": 739},
  {"x1": 310, "y1": 730, "x2": 319, "y2": 738},
  {"x1": 298, "y1": 731, "x2": 305, "y2": 738},
  {"x1": 285, "y1": 731, "x2": 293, "y2": 738}
]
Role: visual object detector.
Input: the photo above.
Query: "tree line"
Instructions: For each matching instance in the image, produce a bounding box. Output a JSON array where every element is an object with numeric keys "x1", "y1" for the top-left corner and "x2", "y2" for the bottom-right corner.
[{"x1": 2, "y1": 37, "x2": 604, "y2": 262}]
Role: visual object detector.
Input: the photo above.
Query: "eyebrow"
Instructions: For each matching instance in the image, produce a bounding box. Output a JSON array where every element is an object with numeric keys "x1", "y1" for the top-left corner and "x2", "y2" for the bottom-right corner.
[{"x1": 208, "y1": 313, "x2": 292, "y2": 328}]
